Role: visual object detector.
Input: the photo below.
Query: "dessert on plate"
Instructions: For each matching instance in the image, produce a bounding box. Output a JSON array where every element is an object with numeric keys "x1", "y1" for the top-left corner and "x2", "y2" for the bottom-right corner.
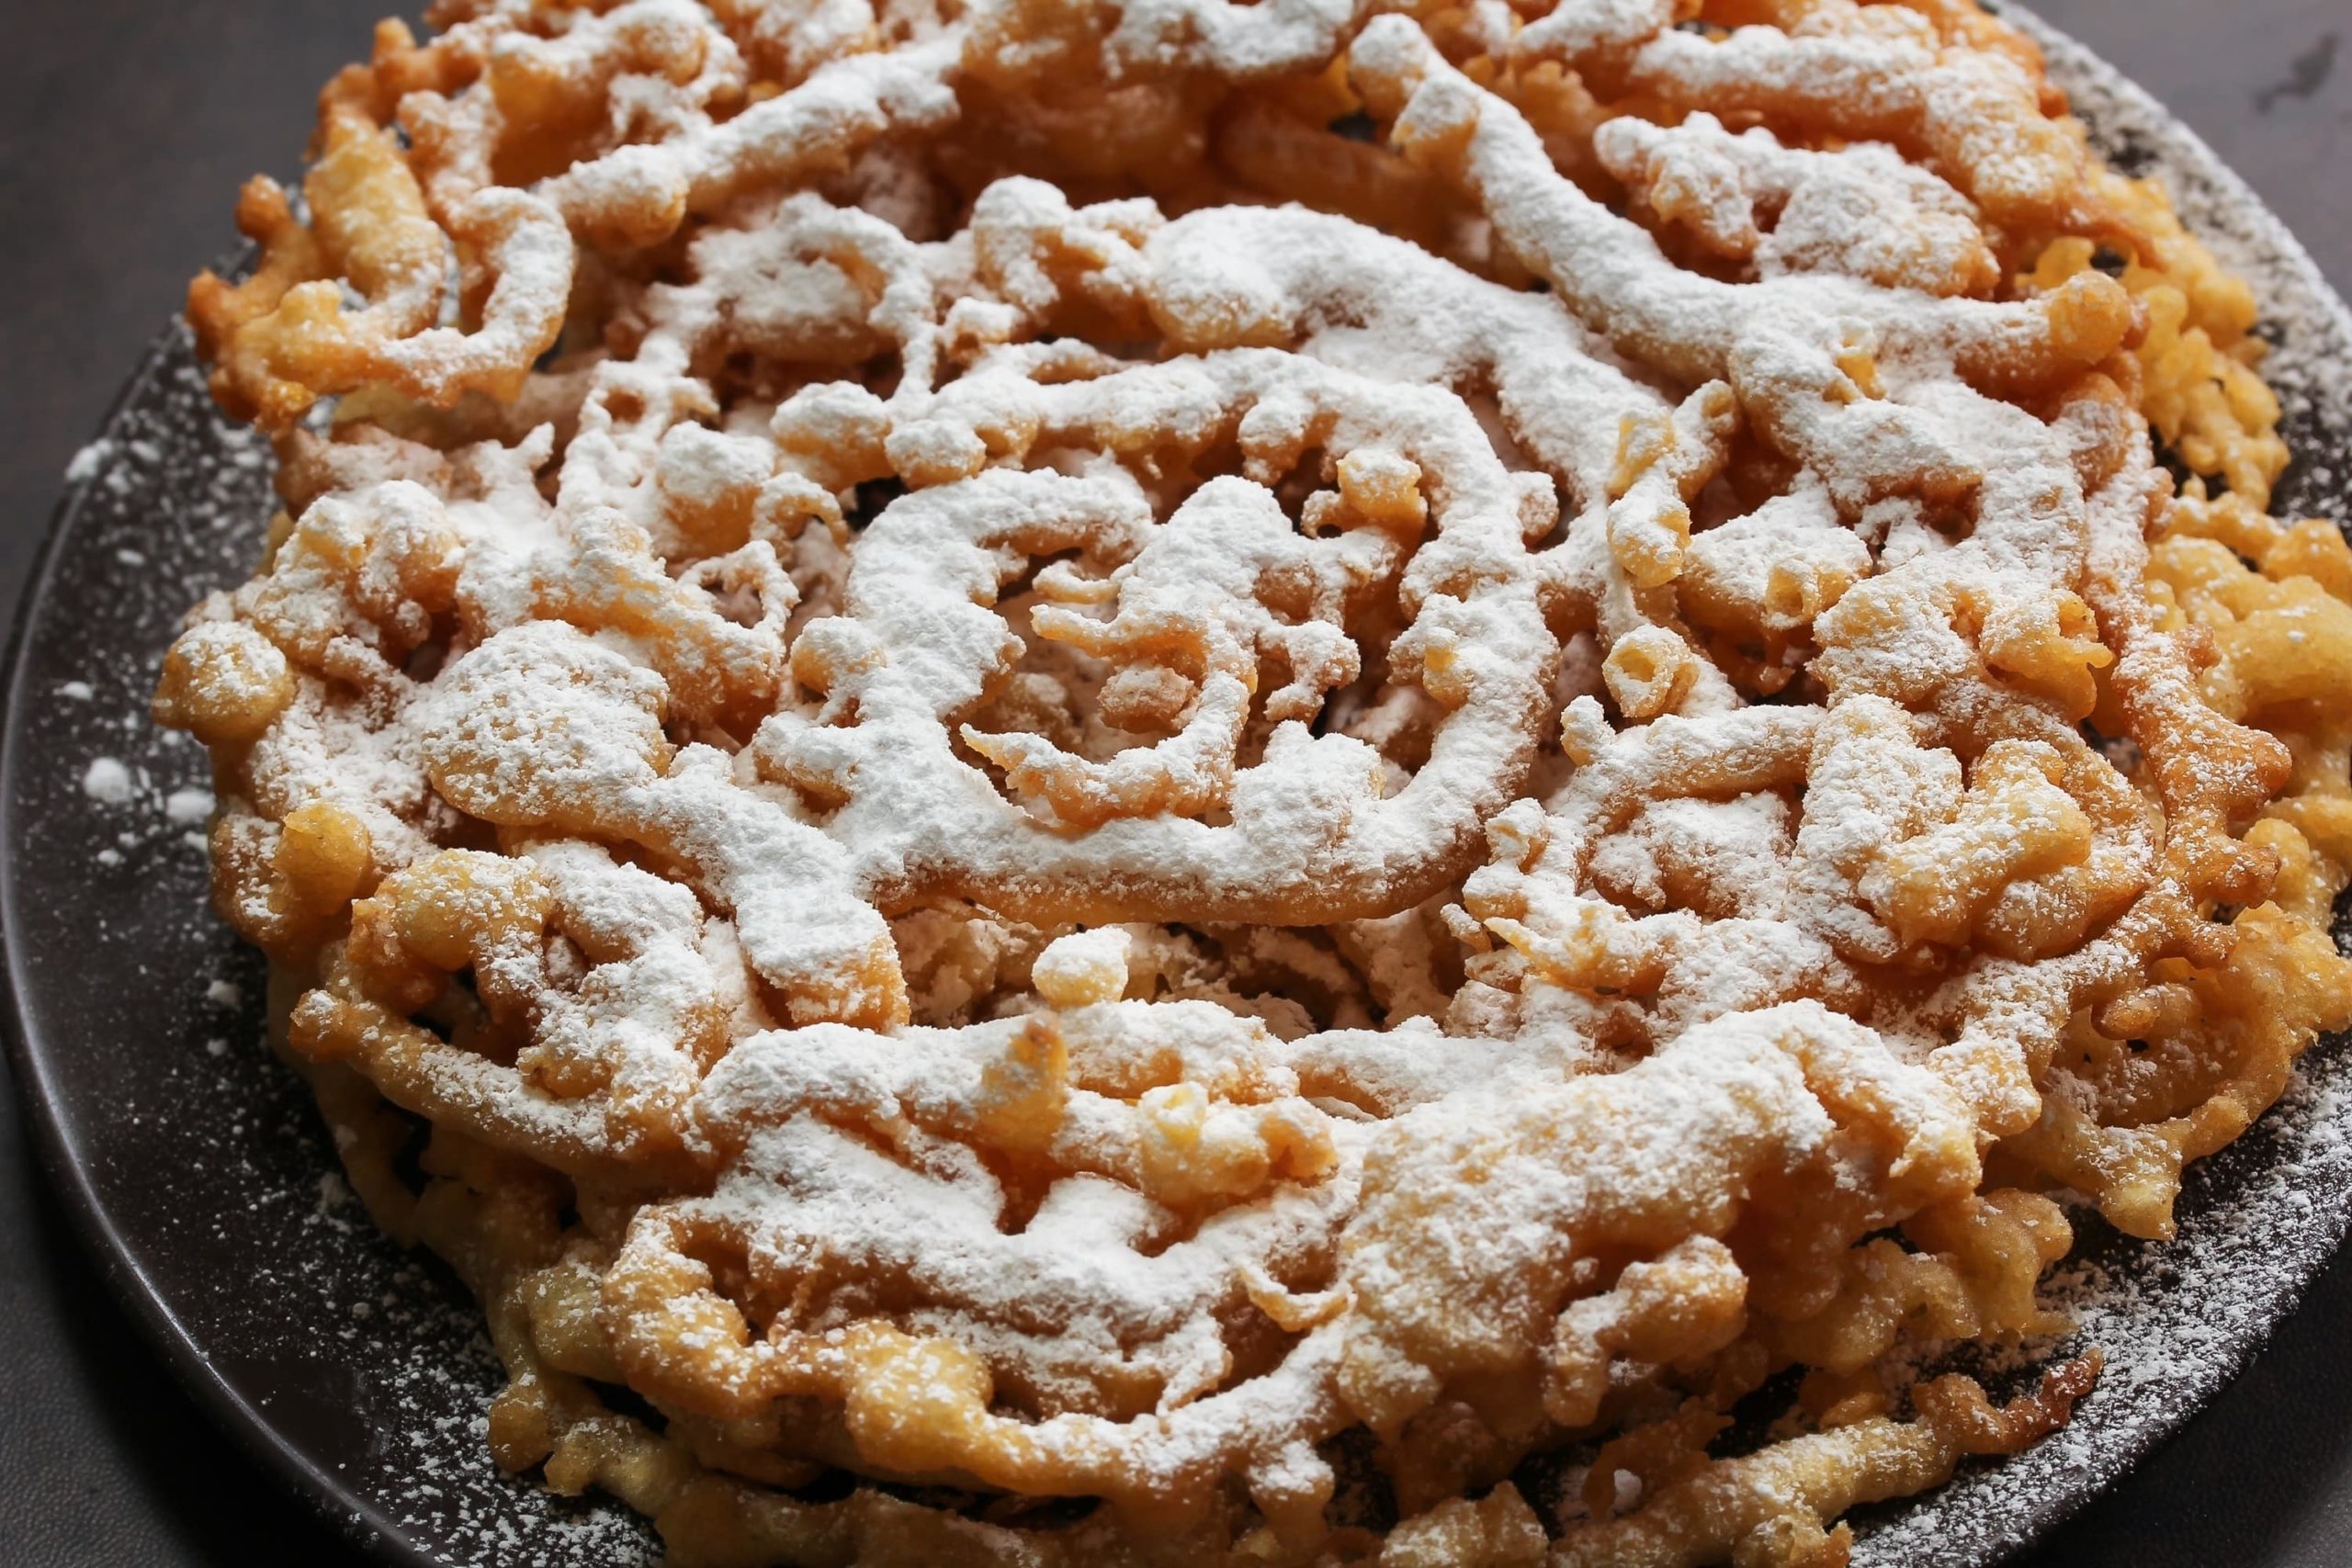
[{"x1": 153, "y1": 0, "x2": 2352, "y2": 1562}]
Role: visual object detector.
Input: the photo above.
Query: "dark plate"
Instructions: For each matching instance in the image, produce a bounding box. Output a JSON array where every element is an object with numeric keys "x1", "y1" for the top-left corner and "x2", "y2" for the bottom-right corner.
[{"x1": 5, "y1": 11, "x2": 2350, "y2": 1566}]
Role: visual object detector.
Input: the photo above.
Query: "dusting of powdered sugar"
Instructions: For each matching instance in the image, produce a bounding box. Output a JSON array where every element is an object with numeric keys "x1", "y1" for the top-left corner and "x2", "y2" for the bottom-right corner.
[{"x1": 80, "y1": 756, "x2": 138, "y2": 805}]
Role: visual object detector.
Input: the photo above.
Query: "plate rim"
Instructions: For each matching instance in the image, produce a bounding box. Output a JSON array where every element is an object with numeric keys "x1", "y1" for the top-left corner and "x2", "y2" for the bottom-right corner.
[{"x1": 2, "y1": 9, "x2": 2346, "y2": 1566}]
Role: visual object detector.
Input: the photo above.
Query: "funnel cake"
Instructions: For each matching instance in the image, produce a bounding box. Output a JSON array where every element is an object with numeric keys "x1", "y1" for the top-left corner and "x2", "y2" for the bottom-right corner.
[{"x1": 155, "y1": 0, "x2": 2352, "y2": 1562}]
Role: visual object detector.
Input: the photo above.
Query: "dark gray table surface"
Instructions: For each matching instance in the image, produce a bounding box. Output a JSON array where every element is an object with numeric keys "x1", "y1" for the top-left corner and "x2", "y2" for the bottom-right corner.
[{"x1": 1, "y1": 2, "x2": 2346, "y2": 1562}]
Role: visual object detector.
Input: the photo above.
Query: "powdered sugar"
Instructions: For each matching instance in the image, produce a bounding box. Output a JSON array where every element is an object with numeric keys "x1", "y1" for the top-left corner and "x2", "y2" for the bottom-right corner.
[{"x1": 80, "y1": 756, "x2": 137, "y2": 805}]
